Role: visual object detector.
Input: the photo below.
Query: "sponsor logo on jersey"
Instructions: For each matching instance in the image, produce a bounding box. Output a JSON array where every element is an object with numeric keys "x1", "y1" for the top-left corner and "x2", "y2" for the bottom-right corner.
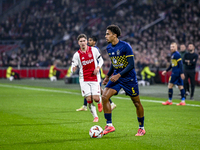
[{"x1": 82, "y1": 59, "x2": 94, "y2": 65}]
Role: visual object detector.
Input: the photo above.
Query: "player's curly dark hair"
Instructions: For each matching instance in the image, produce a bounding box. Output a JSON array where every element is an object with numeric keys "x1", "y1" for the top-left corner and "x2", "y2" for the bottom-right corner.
[
  {"x1": 107, "y1": 25, "x2": 121, "y2": 37},
  {"x1": 90, "y1": 36, "x2": 98, "y2": 42}
]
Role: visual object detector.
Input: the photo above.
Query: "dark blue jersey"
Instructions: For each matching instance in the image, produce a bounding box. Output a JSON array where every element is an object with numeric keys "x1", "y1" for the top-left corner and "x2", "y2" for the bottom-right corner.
[
  {"x1": 171, "y1": 51, "x2": 183, "y2": 74},
  {"x1": 106, "y1": 40, "x2": 139, "y2": 96},
  {"x1": 106, "y1": 40, "x2": 135, "y2": 78}
]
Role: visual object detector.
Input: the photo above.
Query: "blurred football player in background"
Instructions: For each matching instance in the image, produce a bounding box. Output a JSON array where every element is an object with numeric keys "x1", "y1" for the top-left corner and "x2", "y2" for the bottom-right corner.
[
  {"x1": 162, "y1": 42, "x2": 186, "y2": 105},
  {"x1": 76, "y1": 36, "x2": 116, "y2": 112},
  {"x1": 71, "y1": 34, "x2": 103, "y2": 122}
]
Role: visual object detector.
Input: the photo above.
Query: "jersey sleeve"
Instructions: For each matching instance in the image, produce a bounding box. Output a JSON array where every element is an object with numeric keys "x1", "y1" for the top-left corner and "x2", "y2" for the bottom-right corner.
[
  {"x1": 92, "y1": 47, "x2": 103, "y2": 68},
  {"x1": 71, "y1": 52, "x2": 79, "y2": 68},
  {"x1": 125, "y1": 43, "x2": 134, "y2": 58},
  {"x1": 92, "y1": 47, "x2": 101, "y2": 59},
  {"x1": 175, "y1": 53, "x2": 182, "y2": 62}
]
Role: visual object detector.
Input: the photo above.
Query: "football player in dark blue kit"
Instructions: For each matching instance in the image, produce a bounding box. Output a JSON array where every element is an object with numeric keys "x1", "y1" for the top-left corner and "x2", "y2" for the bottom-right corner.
[
  {"x1": 102, "y1": 25, "x2": 145, "y2": 136},
  {"x1": 162, "y1": 42, "x2": 186, "y2": 106}
]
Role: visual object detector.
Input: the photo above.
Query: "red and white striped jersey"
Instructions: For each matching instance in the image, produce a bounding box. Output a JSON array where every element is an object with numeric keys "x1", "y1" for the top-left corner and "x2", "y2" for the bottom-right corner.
[{"x1": 71, "y1": 46, "x2": 103, "y2": 82}]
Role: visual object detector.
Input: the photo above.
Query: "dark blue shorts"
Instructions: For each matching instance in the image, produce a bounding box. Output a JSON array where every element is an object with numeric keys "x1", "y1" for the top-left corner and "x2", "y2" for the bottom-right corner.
[
  {"x1": 105, "y1": 78, "x2": 139, "y2": 97},
  {"x1": 169, "y1": 74, "x2": 183, "y2": 86}
]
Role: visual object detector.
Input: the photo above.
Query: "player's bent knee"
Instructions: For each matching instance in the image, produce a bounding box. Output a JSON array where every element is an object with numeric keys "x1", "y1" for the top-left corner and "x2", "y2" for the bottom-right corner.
[
  {"x1": 86, "y1": 96, "x2": 92, "y2": 103},
  {"x1": 93, "y1": 95, "x2": 100, "y2": 102},
  {"x1": 101, "y1": 95, "x2": 109, "y2": 102}
]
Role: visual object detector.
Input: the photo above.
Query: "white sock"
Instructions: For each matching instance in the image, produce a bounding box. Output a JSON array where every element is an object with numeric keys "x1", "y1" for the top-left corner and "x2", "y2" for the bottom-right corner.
[
  {"x1": 99, "y1": 97, "x2": 102, "y2": 104},
  {"x1": 168, "y1": 100, "x2": 172, "y2": 102},
  {"x1": 107, "y1": 123, "x2": 113, "y2": 126},
  {"x1": 139, "y1": 127, "x2": 144, "y2": 130},
  {"x1": 111, "y1": 102, "x2": 115, "y2": 105},
  {"x1": 88, "y1": 103, "x2": 98, "y2": 118}
]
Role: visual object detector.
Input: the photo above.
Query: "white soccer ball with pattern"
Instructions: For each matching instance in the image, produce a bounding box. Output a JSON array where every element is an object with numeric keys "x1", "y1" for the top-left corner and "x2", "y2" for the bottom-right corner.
[{"x1": 89, "y1": 125, "x2": 103, "y2": 138}]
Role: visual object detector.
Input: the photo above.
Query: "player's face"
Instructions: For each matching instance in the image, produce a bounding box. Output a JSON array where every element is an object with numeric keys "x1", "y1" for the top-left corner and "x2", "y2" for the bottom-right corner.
[
  {"x1": 105, "y1": 29, "x2": 116, "y2": 43},
  {"x1": 170, "y1": 44, "x2": 177, "y2": 53},
  {"x1": 88, "y1": 38, "x2": 96, "y2": 47},
  {"x1": 78, "y1": 37, "x2": 87, "y2": 50}
]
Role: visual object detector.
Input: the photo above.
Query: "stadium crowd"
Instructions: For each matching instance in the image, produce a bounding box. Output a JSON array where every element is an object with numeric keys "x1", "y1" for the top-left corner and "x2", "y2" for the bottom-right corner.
[{"x1": 0, "y1": 0, "x2": 200, "y2": 71}]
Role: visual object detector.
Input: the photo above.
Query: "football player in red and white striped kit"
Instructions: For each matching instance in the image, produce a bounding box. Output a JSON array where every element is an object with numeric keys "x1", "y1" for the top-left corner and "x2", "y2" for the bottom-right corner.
[{"x1": 71, "y1": 34, "x2": 103, "y2": 122}]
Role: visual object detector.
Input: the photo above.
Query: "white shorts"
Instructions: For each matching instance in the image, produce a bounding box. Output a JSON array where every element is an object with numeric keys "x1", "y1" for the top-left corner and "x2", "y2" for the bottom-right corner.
[{"x1": 80, "y1": 81, "x2": 100, "y2": 97}]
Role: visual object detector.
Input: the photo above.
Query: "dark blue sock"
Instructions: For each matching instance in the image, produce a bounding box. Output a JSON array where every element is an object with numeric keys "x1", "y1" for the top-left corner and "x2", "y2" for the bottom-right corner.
[
  {"x1": 168, "y1": 88, "x2": 173, "y2": 100},
  {"x1": 109, "y1": 99, "x2": 112, "y2": 103},
  {"x1": 104, "y1": 113, "x2": 112, "y2": 124},
  {"x1": 180, "y1": 89, "x2": 185, "y2": 100},
  {"x1": 137, "y1": 117, "x2": 144, "y2": 128},
  {"x1": 84, "y1": 98, "x2": 87, "y2": 106}
]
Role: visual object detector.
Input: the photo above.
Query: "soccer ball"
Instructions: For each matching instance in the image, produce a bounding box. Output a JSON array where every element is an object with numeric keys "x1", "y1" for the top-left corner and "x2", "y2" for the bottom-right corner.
[{"x1": 89, "y1": 125, "x2": 103, "y2": 138}]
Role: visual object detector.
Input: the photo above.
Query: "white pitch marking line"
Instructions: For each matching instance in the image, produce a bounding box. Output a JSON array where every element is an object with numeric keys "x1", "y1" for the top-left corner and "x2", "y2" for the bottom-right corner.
[{"x1": 0, "y1": 84, "x2": 200, "y2": 107}]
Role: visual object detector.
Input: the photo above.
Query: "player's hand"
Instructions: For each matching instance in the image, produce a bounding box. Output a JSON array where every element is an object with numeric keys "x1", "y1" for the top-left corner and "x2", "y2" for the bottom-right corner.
[
  {"x1": 93, "y1": 67, "x2": 100, "y2": 75},
  {"x1": 72, "y1": 66, "x2": 77, "y2": 73},
  {"x1": 181, "y1": 73, "x2": 185, "y2": 80},
  {"x1": 162, "y1": 71, "x2": 166, "y2": 75},
  {"x1": 110, "y1": 73, "x2": 121, "y2": 82},
  {"x1": 102, "y1": 76, "x2": 109, "y2": 85}
]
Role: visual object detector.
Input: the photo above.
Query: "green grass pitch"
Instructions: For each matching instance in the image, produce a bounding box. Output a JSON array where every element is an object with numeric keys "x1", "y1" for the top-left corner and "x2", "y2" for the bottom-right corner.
[{"x1": 0, "y1": 79, "x2": 200, "y2": 150}]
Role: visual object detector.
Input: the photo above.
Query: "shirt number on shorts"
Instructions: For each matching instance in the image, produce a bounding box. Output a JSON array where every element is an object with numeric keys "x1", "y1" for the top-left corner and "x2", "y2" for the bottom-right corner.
[{"x1": 132, "y1": 87, "x2": 137, "y2": 95}]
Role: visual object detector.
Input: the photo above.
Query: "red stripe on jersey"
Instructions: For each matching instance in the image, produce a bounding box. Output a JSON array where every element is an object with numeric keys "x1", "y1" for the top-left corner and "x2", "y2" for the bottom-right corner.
[{"x1": 78, "y1": 46, "x2": 98, "y2": 82}]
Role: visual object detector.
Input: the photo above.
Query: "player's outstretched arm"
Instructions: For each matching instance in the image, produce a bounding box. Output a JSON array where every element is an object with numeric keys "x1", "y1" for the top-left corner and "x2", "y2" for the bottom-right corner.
[
  {"x1": 72, "y1": 66, "x2": 78, "y2": 73},
  {"x1": 103, "y1": 76, "x2": 110, "y2": 85}
]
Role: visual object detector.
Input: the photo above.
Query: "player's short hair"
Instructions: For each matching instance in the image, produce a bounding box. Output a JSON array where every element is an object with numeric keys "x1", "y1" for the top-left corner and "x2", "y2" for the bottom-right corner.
[
  {"x1": 107, "y1": 25, "x2": 121, "y2": 37},
  {"x1": 77, "y1": 34, "x2": 87, "y2": 41},
  {"x1": 89, "y1": 36, "x2": 98, "y2": 42}
]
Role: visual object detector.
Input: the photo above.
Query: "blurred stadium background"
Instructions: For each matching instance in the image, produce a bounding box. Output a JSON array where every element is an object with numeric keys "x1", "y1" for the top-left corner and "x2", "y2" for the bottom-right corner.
[{"x1": 0, "y1": 0, "x2": 200, "y2": 85}]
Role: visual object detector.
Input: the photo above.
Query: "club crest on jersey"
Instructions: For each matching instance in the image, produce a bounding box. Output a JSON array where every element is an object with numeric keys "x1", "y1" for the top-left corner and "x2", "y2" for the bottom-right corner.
[
  {"x1": 88, "y1": 52, "x2": 92, "y2": 58},
  {"x1": 113, "y1": 58, "x2": 117, "y2": 64},
  {"x1": 117, "y1": 50, "x2": 120, "y2": 55}
]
